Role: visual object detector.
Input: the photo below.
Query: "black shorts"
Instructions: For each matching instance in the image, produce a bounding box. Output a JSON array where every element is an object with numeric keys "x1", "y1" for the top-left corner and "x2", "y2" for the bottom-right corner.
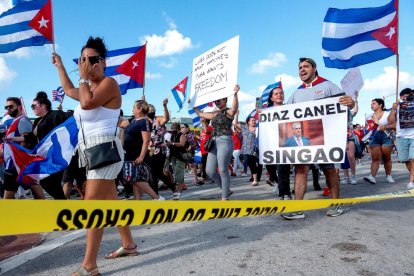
[
  {"x1": 4, "y1": 168, "x2": 32, "y2": 192},
  {"x1": 62, "y1": 154, "x2": 87, "y2": 185}
]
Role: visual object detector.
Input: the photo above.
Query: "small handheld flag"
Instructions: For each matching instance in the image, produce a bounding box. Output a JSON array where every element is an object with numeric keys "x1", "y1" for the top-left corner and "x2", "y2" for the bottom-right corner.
[
  {"x1": 0, "y1": 0, "x2": 54, "y2": 53},
  {"x1": 172, "y1": 76, "x2": 189, "y2": 111},
  {"x1": 52, "y1": 86, "x2": 65, "y2": 102}
]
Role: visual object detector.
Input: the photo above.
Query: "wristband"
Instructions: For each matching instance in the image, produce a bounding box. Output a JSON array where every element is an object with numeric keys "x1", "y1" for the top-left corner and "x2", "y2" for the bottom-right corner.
[{"x1": 78, "y1": 78, "x2": 90, "y2": 85}]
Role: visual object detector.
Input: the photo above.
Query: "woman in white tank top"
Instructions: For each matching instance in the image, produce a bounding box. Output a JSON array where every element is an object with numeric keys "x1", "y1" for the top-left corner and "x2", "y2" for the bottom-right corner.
[{"x1": 53, "y1": 37, "x2": 137, "y2": 276}]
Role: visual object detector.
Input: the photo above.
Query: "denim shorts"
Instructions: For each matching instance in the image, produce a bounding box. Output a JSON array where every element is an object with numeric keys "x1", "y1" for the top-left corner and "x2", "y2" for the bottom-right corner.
[
  {"x1": 396, "y1": 137, "x2": 414, "y2": 162},
  {"x1": 369, "y1": 131, "x2": 394, "y2": 147}
]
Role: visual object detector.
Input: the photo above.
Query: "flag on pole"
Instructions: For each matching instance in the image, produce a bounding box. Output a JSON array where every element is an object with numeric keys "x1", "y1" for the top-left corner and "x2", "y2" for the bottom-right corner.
[
  {"x1": 261, "y1": 81, "x2": 282, "y2": 108},
  {"x1": 188, "y1": 103, "x2": 210, "y2": 128},
  {"x1": 52, "y1": 86, "x2": 65, "y2": 102},
  {"x1": 0, "y1": 0, "x2": 54, "y2": 53},
  {"x1": 73, "y1": 44, "x2": 146, "y2": 95},
  {"x1": 5, "y1": 116, "x2": 78, "y2": 184},
  {"x1": 171, "y1": 76, "x2": 189, "y2": 111},
  {"x1": 19, "y1": 96, "x2": 27, "y2": 116},
  {"x1": 322, "y1": 0, "x2": 398, "y2": 69}
]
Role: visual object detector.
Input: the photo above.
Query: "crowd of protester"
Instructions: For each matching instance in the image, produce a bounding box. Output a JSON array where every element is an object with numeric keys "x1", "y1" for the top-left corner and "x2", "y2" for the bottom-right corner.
[{"x1": 0, "y1": 42, "x2": 412, "y2": 275}]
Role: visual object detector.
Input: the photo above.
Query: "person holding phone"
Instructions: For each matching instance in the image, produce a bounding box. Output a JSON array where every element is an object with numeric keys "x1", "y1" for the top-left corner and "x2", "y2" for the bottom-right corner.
[{"x1": 52, "y1": 36, "x2": 137, "y2": 276}]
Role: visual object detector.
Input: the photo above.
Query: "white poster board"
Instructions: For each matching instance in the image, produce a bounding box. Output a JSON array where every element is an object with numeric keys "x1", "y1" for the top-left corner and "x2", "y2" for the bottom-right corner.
[
  {"x1": 340, "y1": 67, "x2": 364, "y2": 100},
  {"x1": 258, "y1": 97, "x2": 347, "y2": 164},
  {"x1": 189, "y1": 36, "x2": 239, "y2": 107}
]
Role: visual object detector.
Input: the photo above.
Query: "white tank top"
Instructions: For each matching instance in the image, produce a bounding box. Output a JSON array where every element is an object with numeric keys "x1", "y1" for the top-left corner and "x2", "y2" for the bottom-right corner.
[{"x1": 74, "y1": 105, "x2": 120, "y2": 141}]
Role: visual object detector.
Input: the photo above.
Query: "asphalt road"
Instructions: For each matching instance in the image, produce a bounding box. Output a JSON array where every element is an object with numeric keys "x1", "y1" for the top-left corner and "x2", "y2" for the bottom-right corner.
[{"x1": 1, "y1": 157, "x2": 413, "y2": 276}]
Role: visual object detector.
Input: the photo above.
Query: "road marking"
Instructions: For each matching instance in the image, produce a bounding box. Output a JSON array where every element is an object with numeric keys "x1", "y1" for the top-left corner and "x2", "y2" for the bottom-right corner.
[{"x1": 0, "y1": 230, "x2": 86, "y2": 274}]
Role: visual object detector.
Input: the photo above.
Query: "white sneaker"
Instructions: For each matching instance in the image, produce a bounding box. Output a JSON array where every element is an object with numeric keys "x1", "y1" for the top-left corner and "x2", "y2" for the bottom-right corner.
[
  {"x1": 240, "y1": 173, "x2": 247, "y2": 177},
  {"x1": 350, "y1": 176, "x2": 357, "y2": 185},
  {"x1": 340, "y1": 177, "x2": 350, "y2": 185},
  {"x1": 363, "y1": 175, "x2": 376, "y2": 184},
  {"x1": 407, "y1": 182, "x2": 414, "y2": 190},
  {"x1": 272, "y1": 186, "x2": 279, "y2": 194},
  {"x1": 386, "y1": 175, "x2": 395, "y2": 183},
  {"x1": 156, "y1": 195, "x2": 165, "y2": 201}
]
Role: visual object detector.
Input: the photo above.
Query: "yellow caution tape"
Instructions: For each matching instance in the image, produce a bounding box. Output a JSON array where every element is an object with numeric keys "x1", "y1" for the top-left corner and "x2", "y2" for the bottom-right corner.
[{"x1": 0, "y1": 190, "x2": 412, "y2": 236}]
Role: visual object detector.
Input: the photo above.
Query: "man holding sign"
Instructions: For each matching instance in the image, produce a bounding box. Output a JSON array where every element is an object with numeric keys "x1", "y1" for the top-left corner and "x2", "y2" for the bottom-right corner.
[{"x1": 282, "y1": 57, "x2": 355, "y2": 219}]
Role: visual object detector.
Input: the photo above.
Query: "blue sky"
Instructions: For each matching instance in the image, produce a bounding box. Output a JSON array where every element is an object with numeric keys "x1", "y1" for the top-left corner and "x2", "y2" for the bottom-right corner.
[{"x1": 0, "y1": 0, "x2": 413, "y2": 125}]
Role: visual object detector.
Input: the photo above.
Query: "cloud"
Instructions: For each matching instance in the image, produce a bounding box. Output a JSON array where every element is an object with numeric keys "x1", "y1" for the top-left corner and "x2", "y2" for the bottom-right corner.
[
  {"x1": 227, "y1": 90, "x2": 256, "y2": 120},
  {"x1": 274, "y1": 73, "x2": 301, "y2": 91},
  {"x1": 0, "y1": 57, "x2": 17, "y2": 87},
  {"x1": 146, "y1": 72, "x2": 162, "y2": 79},
  {"x1": 363, "y1": 66, "x2": 414, "y2": 98},
  {"x1": 3, "y1": 47, "x2": 32, "y2": 58},
  {"x1": 249, "y1": 52, "x2": 287, "y2": 74},
  {"x1": 163, "y1": 11, "x2": 177, "y2": 30},
  {"x1": 158, "y1": 57, "x2": 178, "y2": 68},
  {"x1": 141, "y1": 29, "x2": 193, "y2": 58}
]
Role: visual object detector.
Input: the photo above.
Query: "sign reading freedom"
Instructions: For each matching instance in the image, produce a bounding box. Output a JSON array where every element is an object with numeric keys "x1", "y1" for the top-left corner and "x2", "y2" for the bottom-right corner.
[
  {"x1": 189, "y1": 36, "x2": 239, "y2": 107},
  {"x1": 259, "y1": 97, "x2": 348, "y2": 164}
]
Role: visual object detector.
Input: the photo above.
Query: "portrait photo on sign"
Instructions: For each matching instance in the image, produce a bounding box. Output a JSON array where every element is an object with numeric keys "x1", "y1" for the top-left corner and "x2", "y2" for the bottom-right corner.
[{"x1": 279, "y1": 119, "x2": 324, "y2": 147}]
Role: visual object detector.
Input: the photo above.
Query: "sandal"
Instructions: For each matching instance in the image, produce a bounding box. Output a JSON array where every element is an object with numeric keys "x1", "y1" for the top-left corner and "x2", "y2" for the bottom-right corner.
[
  {"x1": 104, "y1": 245, "x2": 139, "y2": 259},
  {"x1": 72, "y1": 266, "x2": 100, "y2": 276}
]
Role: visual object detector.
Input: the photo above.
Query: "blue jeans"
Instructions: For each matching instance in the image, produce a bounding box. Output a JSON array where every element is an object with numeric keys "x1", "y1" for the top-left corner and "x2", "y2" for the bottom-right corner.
[{"x1": 206, "y1": 136, "x2": 234, "y2": 199}]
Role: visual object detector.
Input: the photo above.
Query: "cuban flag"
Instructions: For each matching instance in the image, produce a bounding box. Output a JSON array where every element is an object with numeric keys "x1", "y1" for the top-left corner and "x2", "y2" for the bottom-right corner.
[
  {"x1": 0, "y1": 0, "x2": 54, "y2": 53},
  {"x1": 171, "y1": 76, "x2": 189, "y2": 111},
  {"x1": 73, "y1": 44, "x2": 146, "y2": 95},
  {"x1": 52, "y1": 86, "x2": 64, "y2": 102},
  {"x1": 261, "y1": 81, "x2": 282, "y2": 108},
  {"x1": 188, "y1": 103, "x2": 210, "y2": 128},
  {"x1": 6, "y1": 116, "x2": 78, "y2": 183},
  {"x1": 322, "y1": 0, "x2": 398, "y2": 69}
]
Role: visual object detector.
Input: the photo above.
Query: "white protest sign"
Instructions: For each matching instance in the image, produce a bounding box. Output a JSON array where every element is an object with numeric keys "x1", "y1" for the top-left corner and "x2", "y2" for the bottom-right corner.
[
  {"x1": 259, "y1": 97, "x2": 347, "y2": 164},
  {"x1": 340, "y1": 67, "x2": 364, "y2": 100},
  {"x1": 189, "y1": 36, "x2": 239, "y2": 107}
]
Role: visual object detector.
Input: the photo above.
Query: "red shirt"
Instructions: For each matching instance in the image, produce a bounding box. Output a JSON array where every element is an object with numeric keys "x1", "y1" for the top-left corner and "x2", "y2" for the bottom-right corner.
[
  {"x1": 353, "y1": 129, "x2": 364, "y2": 142},
  {"x1": 200, "y1": 126, "x2": 213, "y2": 155},
  {"x1": 232, "y1": 131, "x2": 241, "y2": 150}
]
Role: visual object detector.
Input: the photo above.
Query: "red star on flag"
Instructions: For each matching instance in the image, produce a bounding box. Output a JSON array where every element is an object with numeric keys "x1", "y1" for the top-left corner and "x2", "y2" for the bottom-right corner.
[
  {"x1": 371, "y1": 8, "x2": 398, "y2": 54},
  {"x1": 116, "y1": 44, "x2": 146, "y2": 86},
  {"x1": 28, "y1": 0, "x2": 54, "y2": 42}
]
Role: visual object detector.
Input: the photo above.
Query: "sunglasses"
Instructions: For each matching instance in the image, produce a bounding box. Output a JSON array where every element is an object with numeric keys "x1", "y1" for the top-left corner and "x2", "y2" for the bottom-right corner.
[
  {"x1": 214, "y1": 99, "x2": 221, "y2": 103},
  {"x1": 77, "y1": 56, "x2": 104, "y2": 65},
  {"x1": 4, "y1": 105, "x2": 16, "y2": 110}
]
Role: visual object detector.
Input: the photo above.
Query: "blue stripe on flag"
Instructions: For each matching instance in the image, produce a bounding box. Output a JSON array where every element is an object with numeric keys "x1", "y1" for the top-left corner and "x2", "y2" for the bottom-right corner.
[
  {"x1": 0, "y1": 21, "x2": 32, "y2": 36},
  {"x1": 323, "y1": 48, "x2": 394, "y2": 69},
  {"x1": 0, "y1": 0, "x2": 46, "y2": 16},
  {"x1": 172, "y1": 88, "x2": 184, "y2": 110},
  {"x1": 323, "y1": 0, "x2": 396, "y2": 23},
  {"x1": 0, "y1": 36, "x2": 50, "y2": 53}
]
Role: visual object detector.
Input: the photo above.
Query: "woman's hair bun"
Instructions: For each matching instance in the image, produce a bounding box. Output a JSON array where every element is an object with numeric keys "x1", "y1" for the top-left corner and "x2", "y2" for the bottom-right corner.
[{"x1": 36, "y1": 91, "x2": 48, "y2": 100}]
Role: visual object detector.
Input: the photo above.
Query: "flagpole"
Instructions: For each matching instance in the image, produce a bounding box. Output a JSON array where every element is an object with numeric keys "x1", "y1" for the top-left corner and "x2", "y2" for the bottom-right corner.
[
  {"x1": 51, "y1": 0, "x2": 55, "y2": 54},
  {"x1": 142, "y1": 41, "x2": 147, "y2": 97},
  {"x1": 395, "y1": 0, "x2": 399, "y2": 101}
]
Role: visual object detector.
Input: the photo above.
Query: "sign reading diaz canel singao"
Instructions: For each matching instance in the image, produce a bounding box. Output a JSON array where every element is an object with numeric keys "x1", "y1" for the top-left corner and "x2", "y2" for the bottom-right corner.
[
  {"x1": 189, "y1": 36, "x2": 239, "y2": 107},
  {"x1": 259, "y1": 97, "x2": 348, "y2": 165}
]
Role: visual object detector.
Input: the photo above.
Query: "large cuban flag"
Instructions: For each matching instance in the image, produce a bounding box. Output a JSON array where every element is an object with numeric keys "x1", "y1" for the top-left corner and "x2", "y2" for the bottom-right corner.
[
  {"x1": 6, "y1": 116, "x2": 78, "y2": 183},
  {"x1": 322, "y1": 0, "x2": 398, "y2": 69},
  {"x1": 171, "y1": 76, "x2": 189, "y2": 111},
  {"x1": 0, "y1": 0, "x2": 54, "y2": 53},
  {"x1": 74, "y1": 44, "x2": 146, "y2": 95}
]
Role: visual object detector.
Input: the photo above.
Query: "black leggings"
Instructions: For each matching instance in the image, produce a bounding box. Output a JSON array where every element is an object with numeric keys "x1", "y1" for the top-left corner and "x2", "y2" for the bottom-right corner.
[
  {"x1": 245, "y1": 154, "x2": 263, "y2": 181},
  {"x1": 149, "y1": 153, "x2": 176, "y2": 194},
  {"x1": 201, "y1": 153, "x2": 208, "y2": 179},
  {"x1": 266, "y1": 164, "x2": 291, "y2": 197},
  {"x1": 40, "y1": 171, "x2": 66, "y2": 199}
]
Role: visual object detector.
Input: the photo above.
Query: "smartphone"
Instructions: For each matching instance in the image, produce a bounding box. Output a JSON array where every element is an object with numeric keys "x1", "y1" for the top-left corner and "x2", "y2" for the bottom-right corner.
[{"x1": 255, "y1": 97, "x2": 261, "y2": 108}]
